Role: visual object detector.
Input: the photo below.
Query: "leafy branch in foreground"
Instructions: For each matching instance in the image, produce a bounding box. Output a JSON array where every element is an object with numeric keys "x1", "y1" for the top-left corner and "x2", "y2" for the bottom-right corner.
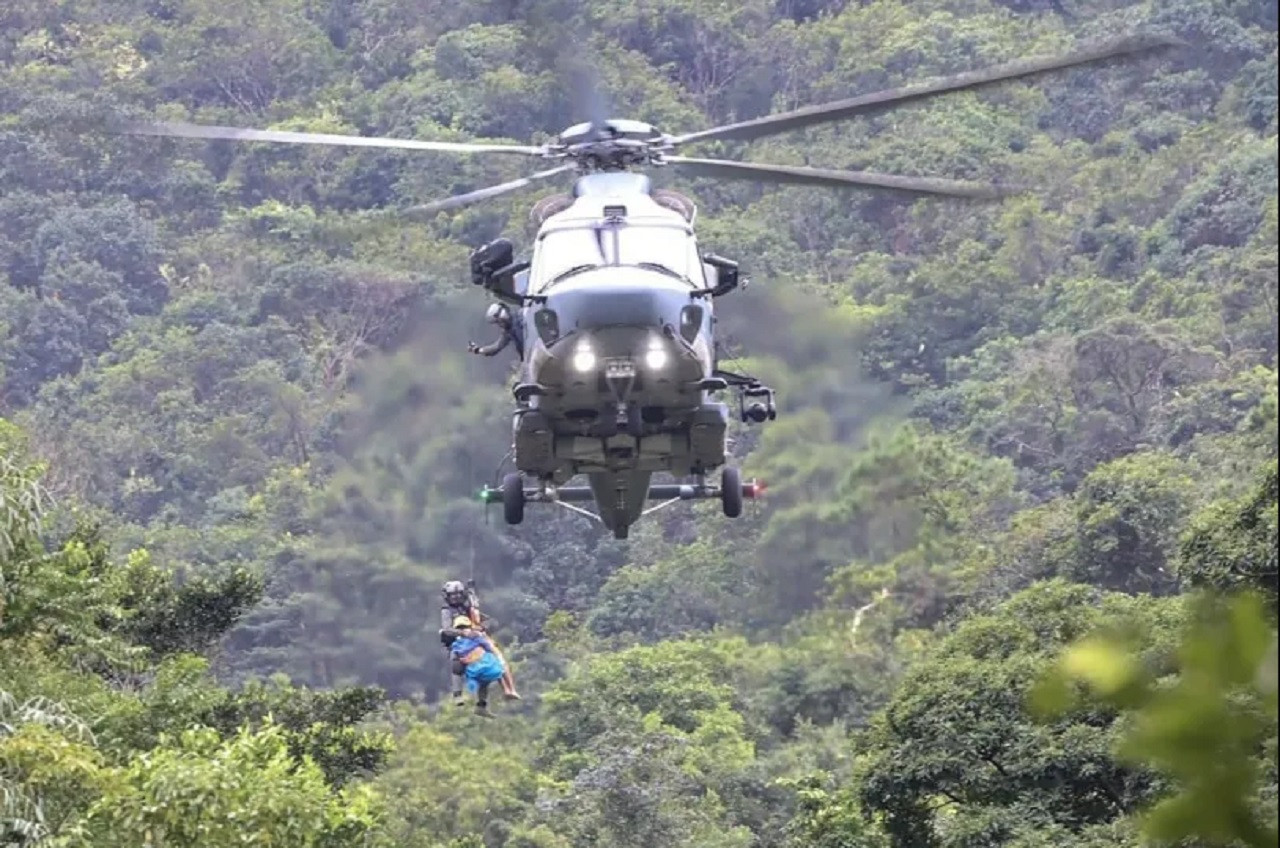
[
  {"x1": 0, "y1": 691, "x2": 101, "y2": 848},
  {"x1": 1034, "y1": 591, "x2": 1279, "y2": 848}
]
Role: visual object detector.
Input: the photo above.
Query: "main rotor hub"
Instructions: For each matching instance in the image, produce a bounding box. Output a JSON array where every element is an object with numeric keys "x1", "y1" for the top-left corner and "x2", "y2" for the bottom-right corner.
[{"x1": 552, "y1": 118, "x2": 671, "y2": 171}]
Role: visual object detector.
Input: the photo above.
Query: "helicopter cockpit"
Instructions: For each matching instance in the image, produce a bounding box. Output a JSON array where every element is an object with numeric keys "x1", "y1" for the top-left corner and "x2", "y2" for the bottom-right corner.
[{"x1": 527, "y1": 207, "x2": 706, "y2": 296}]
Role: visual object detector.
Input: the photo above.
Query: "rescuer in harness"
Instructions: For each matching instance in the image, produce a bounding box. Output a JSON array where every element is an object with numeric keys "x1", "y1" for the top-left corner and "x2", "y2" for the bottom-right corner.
[
  {"x1": 438, "y1": 580, "x2": 521, "y2": 703},
  {"x1": 467, "y1": 303, "x2": 525, "y2": 359},
  {"x1": 445, "y1": 615, "x2": 506, "y2": 717}
]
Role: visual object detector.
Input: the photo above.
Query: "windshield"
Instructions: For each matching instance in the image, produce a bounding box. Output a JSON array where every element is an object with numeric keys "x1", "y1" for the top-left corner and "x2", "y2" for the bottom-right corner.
[{"x1": 529, "y1": 218, "x2": 705, "y2": 294}]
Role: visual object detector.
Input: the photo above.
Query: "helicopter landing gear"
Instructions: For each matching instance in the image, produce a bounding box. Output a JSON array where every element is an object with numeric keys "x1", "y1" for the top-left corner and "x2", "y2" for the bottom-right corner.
[
  {"x1": 721, "y1": 466, "x2": 743, "y2": 518},
  {"x1": 479, "y1": 469, "x2": 766, "y2": 529},
  {"x1": 501, "y1": 472, "x2": 525, "y2": 525}
]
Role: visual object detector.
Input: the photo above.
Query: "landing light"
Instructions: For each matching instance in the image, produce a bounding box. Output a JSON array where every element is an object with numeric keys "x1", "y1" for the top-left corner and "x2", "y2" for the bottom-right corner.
[
  {"x1": 644, "y1": 337, "x2": 668, "y2": 369},
  {"x1": 573, "y1": 349, "x2": 597, "y2": 372}
]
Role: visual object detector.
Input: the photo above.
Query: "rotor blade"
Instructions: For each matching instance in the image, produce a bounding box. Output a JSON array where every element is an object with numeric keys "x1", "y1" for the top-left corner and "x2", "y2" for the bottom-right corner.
[
  {"x1": 125, "y1": 120, "x2": 547, "y2": 156},
  {"x1": 669, "y1": 32, "x2": 1182, "y2": 146},
  {"x1": 666, "y1": 156, "x2": 1018, "y2": 200},
  {"x1": 393, "y1": 164, "x2": 577, "y2": 218}
]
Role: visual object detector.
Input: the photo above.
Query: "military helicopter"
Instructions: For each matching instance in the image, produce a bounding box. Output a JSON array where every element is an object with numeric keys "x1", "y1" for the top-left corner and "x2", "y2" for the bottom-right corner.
[{"x1": 122, "y1": 33, "x2": 1177, "y2": 539}]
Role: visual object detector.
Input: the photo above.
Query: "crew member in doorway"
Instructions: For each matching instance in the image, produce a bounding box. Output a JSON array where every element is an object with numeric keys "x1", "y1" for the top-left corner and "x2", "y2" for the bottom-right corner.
[{"x1": 468, "y1": 303, "x2": 525, "y2": 359}]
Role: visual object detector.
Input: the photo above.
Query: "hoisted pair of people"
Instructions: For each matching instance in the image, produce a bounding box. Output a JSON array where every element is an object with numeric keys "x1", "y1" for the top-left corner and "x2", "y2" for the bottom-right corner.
[{"x1": 438, "y1": 580, "x2": 521, "y2": 716}]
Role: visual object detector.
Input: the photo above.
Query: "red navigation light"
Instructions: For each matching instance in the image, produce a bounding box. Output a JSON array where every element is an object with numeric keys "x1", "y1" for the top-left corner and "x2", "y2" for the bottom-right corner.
[{"x1": 744, "y1": 479, "x2": 767, "y2": 498}]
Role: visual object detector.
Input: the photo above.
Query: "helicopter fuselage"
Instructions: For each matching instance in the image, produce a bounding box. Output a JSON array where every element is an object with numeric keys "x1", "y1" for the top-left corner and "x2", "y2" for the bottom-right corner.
[
  {"x1": 516, "y1": 265, "x2": 724, "y2": 472},
  {"x1": 484, "y1": 172, "x2": 763, "y2": 537}
]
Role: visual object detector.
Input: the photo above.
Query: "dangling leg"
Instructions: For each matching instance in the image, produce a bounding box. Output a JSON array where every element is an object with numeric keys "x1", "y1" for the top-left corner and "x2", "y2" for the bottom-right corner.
[
  {"x1": 450, "y1": 657, "x2": 466, "y2": 706},
  {"x1": 475, "y1": 680, "x2": 494, "y2": 718},
  {"x1": 501, "y1": 666, "x2": 521, "y2": 700},
  {"x1": 471, "y1": 654, "x2": 503, "y2": 717},
  {"x1": 491, "y1": 644, "x2": 521, "y2": 700}
]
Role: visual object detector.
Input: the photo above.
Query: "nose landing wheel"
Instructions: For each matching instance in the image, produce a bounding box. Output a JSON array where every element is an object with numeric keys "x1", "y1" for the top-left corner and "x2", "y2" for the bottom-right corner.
[
  {"x1": 721, "y1": 466, "x2": 742, "y2": 518},
  {"x1": 502, "y1": 472, "x2": 525, "y2": 525}
]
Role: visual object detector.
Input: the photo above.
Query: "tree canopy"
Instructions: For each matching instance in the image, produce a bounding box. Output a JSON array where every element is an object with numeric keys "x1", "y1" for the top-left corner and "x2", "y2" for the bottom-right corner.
[{"x1": 1, "y1": 0, "x2": 1275, "y2": 845}]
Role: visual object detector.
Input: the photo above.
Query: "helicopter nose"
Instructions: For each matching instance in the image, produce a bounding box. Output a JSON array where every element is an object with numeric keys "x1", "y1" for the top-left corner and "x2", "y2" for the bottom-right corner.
[
  {"x1": 550, "y1": 288, "x2": 669, "y2": 329},
  {"x1": 559, "y1": 328, "x2": 675, "y2": 374},
  {"x1": 641, "y1": 334, "x2": 670, "y2": 370},
  {"x1": 569, "y1": 339, "x2": 598, "y2": 373}
]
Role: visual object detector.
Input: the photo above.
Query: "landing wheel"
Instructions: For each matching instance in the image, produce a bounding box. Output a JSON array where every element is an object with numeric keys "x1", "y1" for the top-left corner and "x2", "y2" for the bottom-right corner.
[
  {"x1": 614, "y1": 523, "x2": 629, "y2": 540},
  {"x1": 721, "y1": 467, "x2": 743, "y2": 518},
  {"x1": 502, "y1": 473, "x2": 525, "y2": 525}
]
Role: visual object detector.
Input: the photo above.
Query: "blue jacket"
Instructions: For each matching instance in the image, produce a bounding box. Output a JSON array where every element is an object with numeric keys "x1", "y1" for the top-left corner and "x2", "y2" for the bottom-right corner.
[{"x1": 450, "y1": 633, "x2": 495, "y2": 665}]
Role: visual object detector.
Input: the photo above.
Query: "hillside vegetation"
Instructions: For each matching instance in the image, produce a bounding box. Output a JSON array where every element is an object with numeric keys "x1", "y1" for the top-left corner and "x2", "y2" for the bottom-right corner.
[{"x1": 1, "y1": 0, "x2": 1276, "y2": 845}]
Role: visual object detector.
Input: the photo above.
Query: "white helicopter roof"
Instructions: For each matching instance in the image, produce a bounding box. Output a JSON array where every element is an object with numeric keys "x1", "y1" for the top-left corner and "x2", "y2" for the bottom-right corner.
[{"x1": 527, "y1": 176, "x2": 704, "y2": 295}]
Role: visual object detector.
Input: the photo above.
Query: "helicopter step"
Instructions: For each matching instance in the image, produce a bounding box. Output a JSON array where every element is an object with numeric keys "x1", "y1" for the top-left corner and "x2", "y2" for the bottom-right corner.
[
  {"x1": 689, "y1": 404, "x2": 728, "y2": 467},
  {"x1": 479, "y1": 468, "x2": 764, "y2": 539},
  {"x1": 513, "y1": 408, "x2": 555, "y2": 471}
]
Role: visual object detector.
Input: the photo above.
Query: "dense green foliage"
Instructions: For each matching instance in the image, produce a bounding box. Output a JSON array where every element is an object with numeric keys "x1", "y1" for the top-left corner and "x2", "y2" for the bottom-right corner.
[{"x1": 1, "y1": 0, "x2": 1276, "y2": 844}]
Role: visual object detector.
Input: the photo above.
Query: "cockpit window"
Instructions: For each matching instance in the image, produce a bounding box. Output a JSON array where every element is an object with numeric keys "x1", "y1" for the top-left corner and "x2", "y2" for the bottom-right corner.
[{"x1": 529, "y1": 217, "x2": 702, "y2": 293}]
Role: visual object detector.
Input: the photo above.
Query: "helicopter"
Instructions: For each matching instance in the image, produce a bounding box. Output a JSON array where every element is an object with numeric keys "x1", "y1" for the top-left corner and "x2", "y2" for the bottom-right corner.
[{"x1": 121, "y1": 33, "x2": 1178, "y2": 540}]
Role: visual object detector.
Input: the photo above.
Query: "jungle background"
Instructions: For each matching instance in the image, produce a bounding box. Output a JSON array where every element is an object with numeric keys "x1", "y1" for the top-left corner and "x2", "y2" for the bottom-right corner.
[{"x1": 1, "y1": 0, "x2": 1276, "y2": 845}]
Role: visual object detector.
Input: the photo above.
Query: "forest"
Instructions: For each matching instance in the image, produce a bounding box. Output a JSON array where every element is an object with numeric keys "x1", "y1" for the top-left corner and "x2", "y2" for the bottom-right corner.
[{"x1": 0, "y1": 0, "x2": 1276, "y2": 845}]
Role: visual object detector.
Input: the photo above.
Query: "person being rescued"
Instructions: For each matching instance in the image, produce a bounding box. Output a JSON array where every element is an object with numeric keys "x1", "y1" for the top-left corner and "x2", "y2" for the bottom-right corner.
[
  {"x1": 439, "y1": 580, "x2": 521, "y2": 703},
  {"x1": 446, "y1": 616, "x2": 506, "y2": 717}
]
